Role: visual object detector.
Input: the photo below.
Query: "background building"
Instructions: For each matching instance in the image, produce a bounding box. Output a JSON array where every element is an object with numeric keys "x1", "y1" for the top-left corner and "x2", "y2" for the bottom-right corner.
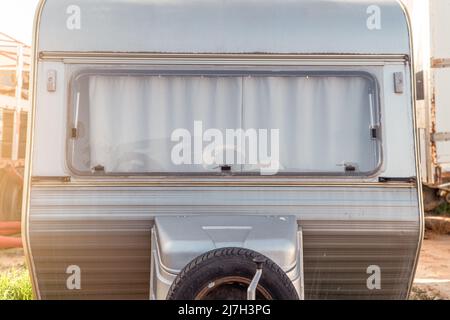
[{"x1": 0, "y1": 32, "x2": 30, "y2": 221}]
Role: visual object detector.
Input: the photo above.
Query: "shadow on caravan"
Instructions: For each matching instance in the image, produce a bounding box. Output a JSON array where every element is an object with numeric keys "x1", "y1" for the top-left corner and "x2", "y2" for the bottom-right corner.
[{"x1": 24, "y1": 0, "x2": 423, "y2": 300}]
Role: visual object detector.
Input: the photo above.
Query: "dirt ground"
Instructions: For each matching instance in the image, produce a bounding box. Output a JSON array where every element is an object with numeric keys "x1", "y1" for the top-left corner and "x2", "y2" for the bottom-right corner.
[
  {"x1": 410, "y1": 232, "x2": 450, "y2": 300},
  {"x1": 0, "y1": 248, "x2": 25, "y2": 274},
  {"x1": 1, "y1": 234, "x2": 449, "y2": 300}
]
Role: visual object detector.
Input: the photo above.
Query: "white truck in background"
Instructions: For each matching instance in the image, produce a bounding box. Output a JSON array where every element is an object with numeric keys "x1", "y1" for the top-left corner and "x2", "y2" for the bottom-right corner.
[{"x1": 403, "y1": 0, "x2": 450, "y2": 210}]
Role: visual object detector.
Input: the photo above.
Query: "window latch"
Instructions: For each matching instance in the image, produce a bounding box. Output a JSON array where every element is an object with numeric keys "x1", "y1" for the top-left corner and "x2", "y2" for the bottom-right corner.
[
  {"x1": 370, "y1": 125, "x2": 380, "y2": 139},
  {"x1": 71, "y1": 128, "x2": 78, "y2": 139},
  {"x1": 92, "y1": 165, "x2": 105, "y2": 174},
  {"x1": 344, "y1": 163, "x2": 358, "y2": 173},
  {"x1": 47, "y1": 70, "x2": 57, "y2": 92},
  {"x1": 394, "y1": 72, "x2": 404, "y2": 94}
]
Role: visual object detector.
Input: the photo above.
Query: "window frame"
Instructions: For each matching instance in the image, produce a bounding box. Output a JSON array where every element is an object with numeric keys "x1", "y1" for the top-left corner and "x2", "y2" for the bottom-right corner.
[{"x1": 67, "y1": 67, "x2": 383, "y2": 178}]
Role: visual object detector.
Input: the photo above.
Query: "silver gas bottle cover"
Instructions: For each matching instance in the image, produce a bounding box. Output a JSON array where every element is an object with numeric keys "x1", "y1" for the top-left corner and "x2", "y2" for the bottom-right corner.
[{"x1": 154, "y1": 215, "x2": 298, "y2": 273}]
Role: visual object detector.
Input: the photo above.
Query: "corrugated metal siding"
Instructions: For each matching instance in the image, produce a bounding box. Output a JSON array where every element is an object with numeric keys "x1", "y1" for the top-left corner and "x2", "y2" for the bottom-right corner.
[
  {"x1": 302, "y1": 220, "x2": 418, "y2": 299},
  {"x1": 28, "y1": 186, "x2": 421, "y2": 300},
  {"x1": 0, "y1": 109, "x2": 14, "y2": 158}
]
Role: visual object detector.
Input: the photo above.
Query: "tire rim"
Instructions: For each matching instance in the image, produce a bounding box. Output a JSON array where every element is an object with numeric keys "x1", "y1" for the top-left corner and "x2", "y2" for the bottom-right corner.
[{"x1": 195, "y1": 276, "x2": 273, "y2": 300}]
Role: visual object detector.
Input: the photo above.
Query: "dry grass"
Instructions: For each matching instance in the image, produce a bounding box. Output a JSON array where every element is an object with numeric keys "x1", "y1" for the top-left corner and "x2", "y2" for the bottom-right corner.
[
  {"x1": 410, "y1": 285, "x2": 444, "y2": 300},
  {"x1": 0, "y1": 267, "x2": 33, "y2": 300}
]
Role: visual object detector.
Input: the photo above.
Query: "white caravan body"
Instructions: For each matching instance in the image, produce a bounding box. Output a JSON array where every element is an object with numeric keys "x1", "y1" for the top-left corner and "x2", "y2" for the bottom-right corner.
[{"x1": 24, "y1": 0, "x2": 423, "y2": 300}]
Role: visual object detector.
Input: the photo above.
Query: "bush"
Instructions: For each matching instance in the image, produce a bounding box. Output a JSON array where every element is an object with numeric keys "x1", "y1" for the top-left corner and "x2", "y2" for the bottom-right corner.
[{"x1": 434, "y1": 202, "x2": 450, "y2": 217}]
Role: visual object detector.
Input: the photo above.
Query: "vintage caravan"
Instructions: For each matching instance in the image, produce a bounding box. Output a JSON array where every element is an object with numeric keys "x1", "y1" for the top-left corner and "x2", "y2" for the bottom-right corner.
[{"x1": 23, "y1": 0, "x2": 423, "y2": 300}]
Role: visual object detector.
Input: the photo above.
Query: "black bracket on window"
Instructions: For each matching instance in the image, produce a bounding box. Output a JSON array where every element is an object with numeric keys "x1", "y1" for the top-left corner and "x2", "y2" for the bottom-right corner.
[
  {"x1": 92, "y1": 165, "x2": 105, "y2": 174},
  {"x1": 344, "y1": 163, "x2": 358, "y2": 173},
  {"x1": 370, "y1": 125, "x2": 380, "y2": 140},
  {"x1": 71, "y1": 128, "x2": 78, "y2": 139},
  {"x1": 220, "y1": 165, "x2": 232, "y2": 173},
  {"x1": 378, "y1": 177, "x2": 416, "y2": 183}
]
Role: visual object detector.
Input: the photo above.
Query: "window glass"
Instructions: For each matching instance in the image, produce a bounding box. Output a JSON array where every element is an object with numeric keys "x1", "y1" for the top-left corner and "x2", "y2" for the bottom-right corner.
[{"x1": 69, "y1": 71, "x2": 380, "y2": 176}]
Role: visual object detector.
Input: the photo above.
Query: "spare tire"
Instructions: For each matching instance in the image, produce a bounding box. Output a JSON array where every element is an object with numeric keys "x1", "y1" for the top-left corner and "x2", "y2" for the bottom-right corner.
[{"x1": 166, "y1": 247, "x2": 299, "y2": 300}]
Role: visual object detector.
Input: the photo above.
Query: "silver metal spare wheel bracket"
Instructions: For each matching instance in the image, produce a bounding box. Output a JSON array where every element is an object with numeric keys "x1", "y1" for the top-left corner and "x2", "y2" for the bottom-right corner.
[
  {"x1": 247, "y1": 227, "x2": 305, "y2": 300},
  {"x1": 247, "y1": 257, "x2": 265, "y2": 300}
]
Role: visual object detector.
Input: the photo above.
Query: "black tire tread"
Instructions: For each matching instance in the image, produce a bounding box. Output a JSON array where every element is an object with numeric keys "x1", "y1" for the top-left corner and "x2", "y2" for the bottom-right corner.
[{"x1": 166, "y1": 247, "x2": 299, "y2": 300}]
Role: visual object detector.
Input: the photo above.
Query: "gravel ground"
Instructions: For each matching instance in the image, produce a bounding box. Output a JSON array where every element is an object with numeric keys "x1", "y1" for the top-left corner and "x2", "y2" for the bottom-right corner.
[{"x1": 410, "y1": 232, "x2": 450, "y2": 300}]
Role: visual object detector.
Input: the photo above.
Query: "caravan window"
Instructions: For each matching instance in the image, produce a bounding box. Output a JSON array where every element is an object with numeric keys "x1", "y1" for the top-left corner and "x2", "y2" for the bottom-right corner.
[{"x1": 68, "y1": 70, "x2": 381, "y2": 176}]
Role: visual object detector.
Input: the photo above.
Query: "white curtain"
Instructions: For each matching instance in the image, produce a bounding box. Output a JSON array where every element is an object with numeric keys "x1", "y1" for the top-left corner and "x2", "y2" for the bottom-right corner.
[
  {"x1": 79, "y1": 74, "x2": 376, "y2": 174},
  {"x1": 242, "y1": 76, "x2": 376, "y2": 173},
  {"x1": 88, "y1": 76, "x2": 242, "y2": 173}
]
